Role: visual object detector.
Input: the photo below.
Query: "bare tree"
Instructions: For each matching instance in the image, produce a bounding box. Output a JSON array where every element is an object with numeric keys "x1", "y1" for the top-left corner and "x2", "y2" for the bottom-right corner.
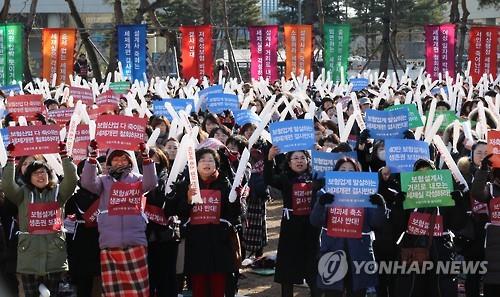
[
  {"x1": 65, "y1": 0, "x2": 103, "y2": 83},
  {"x1": 379, "y1": 0, "x2": 392, "y2": 76},
  {"x1": 0, "y1": 0, "x2": 10, "y2": 22},
  {"x1": 106, "y1": 0, "x2": 125, "y2": 77},
  {"x1": 456, "y1": 0, "x2": 469, "y2": 73},
  {"x1": 23, "y1": 0, "x2": 38, "y2": 83}
]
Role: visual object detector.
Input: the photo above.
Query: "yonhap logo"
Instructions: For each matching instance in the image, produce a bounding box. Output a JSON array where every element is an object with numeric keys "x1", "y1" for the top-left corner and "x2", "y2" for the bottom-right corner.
[{"x1": 318, "y1": 250, "x2": 348, "y2": 285}]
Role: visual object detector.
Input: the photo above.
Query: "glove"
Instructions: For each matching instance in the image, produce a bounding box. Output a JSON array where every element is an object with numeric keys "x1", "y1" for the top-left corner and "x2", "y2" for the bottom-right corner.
[
  {"x1": 369, "y1": 193, "x2": 386, "y2": 207},
  {"x1": 358, "y1": 129, "x2": 370, "y2": 145},
  {"x1": 403, "y1": 129, "x2": 415, "y2": 140},
  {"x1": 451, "y1": 190, "x2": 463, "y2": 201},
  {"x1": 58, "y1": 141, "x2": 68, "y2": 159},
  {"x1": 480, "y1": 154, "x2": 493, "y2": 171},
  {"x1": 319, "y1": 192, "x2": 335, "y2": 206},
  {"x1": 6, "y1": 143, "x2": 15, "y2": 163},
  {"x1": 139, "y1": 142, "x2": 152, "y2": 165},
  {"x1": 88, "y1": 140, "x2": 98, "y2": 163},
  {"x1": 312, "y1": 177, "x2": 326, "y2": 192}
]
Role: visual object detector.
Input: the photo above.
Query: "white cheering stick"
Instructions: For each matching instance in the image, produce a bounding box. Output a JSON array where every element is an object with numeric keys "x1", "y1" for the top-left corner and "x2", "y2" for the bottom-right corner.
[
  {"x1": 433, "y1": 135, "x2": 469, "y2": 191},
  {"x1": 228, "y1": 148, "x2": 250, "y2": 203},
  {"x1": 424, "y1": 114, "x2": 444, "y2": 144},
  {"x1": 65, "y1": 113, "x2": 81, "y2": 157},
  {"x1": 340, "y1": 111, "x2": 358, "y2": 143},
  {"x1": 185, "y1": 135, "x2": 202, "y2": 204},
  {"x1": 424, "y1": 99, "x2": 437, "y2": 139},
  {"x1": 336, "y1": 102, "x2": 345, "y2": 134},
  {"x1": 452, "y1": 120, "x2": 460, "y2": 154},
  {"x1": 147, "y1": 128, "x2": 161, "y2": 148},
  {"x1": 350, "y1": 92, "x2": 366, "y2": 131}
]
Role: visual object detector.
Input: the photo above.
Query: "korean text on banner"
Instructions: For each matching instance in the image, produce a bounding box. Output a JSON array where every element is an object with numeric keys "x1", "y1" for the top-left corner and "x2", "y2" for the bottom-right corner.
[
  {"x1": 487, "y1": 130, "x2": 500, "y2": 168},
  {"x1": 365, "y1": 108, "x2": 409, "y2": 139},
  {"x1": 0, "y1": 24, "x2": 23, "y2": 86},
  {"x1": 324, "y1": 24, "x2": 351, "y2": 84},
  {"x1": 425, "y1": 23, "x2": 456, "y2": 80},
  {"x1": 233, "y1": 109, "x2": 262, "y2": 126},
  {"x1": 6, "y1": 94, "x2": 44, "y2": 120},
  {"x1": 385, "y1": 139, "x2": 430, "y2": 173},
  {"x1": 385, "y1": 104, "x2": 424, "y2": 128},
  {"x1": 325, "y1": 171, "x2": 378, "y2": 208},
  {"x1": 42, "y1": 28, "x2": 77, "y2": 84},
  {"x1": 468, "y1": 26, "x2": 498, "y2": 83},
  {"x1": 401, "y1": 169, "x2": 455, "y2": 209},
  {"x1": 326, "y1": 206, "x2": 364, "y2": 238},
  {"x1": 95, "y1": 115, "x2": 146, "y2": 151},
  {"x1": 153, "y1": 98, "x2": 195, "y2": 120},
  {"x1": 284, "y1": 25, "x2": 312, "y2": 79},
  {"x1": 8, "y1": 125, "x2": 60, "y2": 157},
  {"x1": 180, "y1": 25, "x2": 213, "y2": 81},
  {"x1": 269, "y1": 119, "x2": 315, "y2": 152},
  {"x1": 311, "y1": 151, "x2": 357, "y2": 178},
  {"x1": 206, "y1": 93, "x2": 239, "y2": 114},
  {"x1": 117, "y1": 24, "x2": 147, "y2": 82},
  {"x1": 249, "y1": 25, "x2": 278, "y2": 81}
]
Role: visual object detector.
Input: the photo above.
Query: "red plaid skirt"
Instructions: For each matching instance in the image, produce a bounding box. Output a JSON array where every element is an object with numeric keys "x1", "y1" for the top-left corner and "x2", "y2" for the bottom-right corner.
[{"x1": 100, "y1": 245, "x2": 149, "y2": 297}]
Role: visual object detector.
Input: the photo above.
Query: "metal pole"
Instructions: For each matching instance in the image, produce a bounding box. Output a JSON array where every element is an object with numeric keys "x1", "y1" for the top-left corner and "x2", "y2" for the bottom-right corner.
[{"x1": 298, "y1": 0, "x2": 302, "y2": 24}]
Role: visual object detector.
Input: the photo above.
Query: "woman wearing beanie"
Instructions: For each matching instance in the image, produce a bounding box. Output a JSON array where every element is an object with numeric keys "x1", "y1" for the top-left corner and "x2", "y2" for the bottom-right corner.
[
  {"x1": 81, "y1": 140, "x2": 157, "y2": 296},
  {"x1": 2, "y1": 142, "x2": 78, "y2": 297}
]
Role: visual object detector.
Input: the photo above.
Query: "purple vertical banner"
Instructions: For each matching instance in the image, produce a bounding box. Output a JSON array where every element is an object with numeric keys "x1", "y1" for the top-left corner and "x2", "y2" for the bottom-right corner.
[
  {"x1": 249, "y1": 25, "x2": 278, "y2": 82},
  {"x1": 425, "y1": 24, "x2": 456, "y2": 80}
]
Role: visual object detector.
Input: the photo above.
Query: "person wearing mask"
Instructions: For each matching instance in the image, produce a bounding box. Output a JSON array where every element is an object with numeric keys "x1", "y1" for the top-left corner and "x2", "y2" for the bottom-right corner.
[
  {"x1": 3, "y1": 142, "x2": 78, "y2": 297},
  {"x1": 310, "y1": 157, "x2": 387, "y2": 297},
  {"x1": 265, "y1": 147, "x2": 320, "y2": 297},
  {"x1": 81, "y1": 141, "x2": 157, "y2": 296},
  {"x1": 174, "y1": 148, "x2": 242, "y2": 297}
]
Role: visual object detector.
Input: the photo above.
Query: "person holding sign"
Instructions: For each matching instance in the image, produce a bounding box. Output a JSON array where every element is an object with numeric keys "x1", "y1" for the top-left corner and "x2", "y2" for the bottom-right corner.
[
  {"x1": 172, "y1": 148, "x2": 242, "y2": 297},
  {"x1": 264, "y1": 146, "x2": 320, "y2": 297},
  {"x1": 394, "y1": 159, "x2": 468, "y2": 297},
  {"x1": 81, "y1": 140, "x2": 158, "y2": 297},
  {"x1": 470, "y1": 154, "x2": 500, "y2": 297},
  {"x1": 2, "y1": 142, "x2": 78, "y2": 297},
  {"x1": 310, "y1": 157, "x2": 386, "y2": 297}
]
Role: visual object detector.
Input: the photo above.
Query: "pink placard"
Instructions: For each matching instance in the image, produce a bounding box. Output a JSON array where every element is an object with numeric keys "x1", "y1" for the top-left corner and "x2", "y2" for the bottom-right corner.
[
  {"x1": 425, "y1": 24, "x2": 456, "y2": 80},
  {"x1": 326, "y1": 206, "x2": 364, "y2": 238},
  {"x1": 8, "y1": 125, "x2": 60, "y2": 156},
  {"x1": 95, "y1": 115, "x2": 146, "y2": 151},
  {"x1": 249, "y1": 25, "x2": 278, "y2": 82}
]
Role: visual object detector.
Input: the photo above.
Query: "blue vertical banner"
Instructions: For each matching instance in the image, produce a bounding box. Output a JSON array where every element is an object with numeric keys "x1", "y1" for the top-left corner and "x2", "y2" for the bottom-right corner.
[{"x1": 117, "y1": 24, "x2": 147, "y2": 82}]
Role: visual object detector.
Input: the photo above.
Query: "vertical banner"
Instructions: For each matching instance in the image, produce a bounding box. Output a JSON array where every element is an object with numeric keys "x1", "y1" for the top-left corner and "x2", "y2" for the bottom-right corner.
[
  {"x1": 117, "y1": 24, "x2": 147, "y2": 82},
  {"x1": 324, "y1": 24, "x2": 350, "y2": 83},
  {"x1": 284, "y1": 24, "x2": 312, "y2": 79},
  {"x1": 42, "y1": 28, "x2": 77, "y2": 85},
  {"x1": 249, "y1": 25, "x2": 278, "y2": 81},
  {"x1": 425, "y1": 23, "x2": 456, "y2": 80},
  {"x1": 468, "y1": 26, "x2": 498, "y2": 84},
  {"x1": 0, "y1": 24, "x2": 24, "y2": 86},
  {"x1": 180, "y1": 25, "x2": 213, "y2": 81}
]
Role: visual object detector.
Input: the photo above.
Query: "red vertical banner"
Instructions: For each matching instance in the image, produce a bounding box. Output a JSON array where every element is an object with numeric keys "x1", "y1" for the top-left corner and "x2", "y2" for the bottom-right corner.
[
  {"x1": 284, "y1": 24, "x2": 312, "y2": 79},
  {"x1": 249, "y1": 25, "x2": 278, "y2": 82},
  {"x1": 180, "y1": 25, "x2": 213, "y2": 81},
  {"x1": 42, "y1": 28, "x2": 77, "y2": 85},
  {"x1": 468, "y1": 26, "x2": 498, "y2": 84},
  {"x1": 425, "y1": 24, "x2": 456, "y2": 80}
]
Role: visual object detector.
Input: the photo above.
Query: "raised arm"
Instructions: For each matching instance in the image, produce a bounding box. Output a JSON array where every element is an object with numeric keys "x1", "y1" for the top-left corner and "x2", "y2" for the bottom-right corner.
[
  {"x1": 57, "y1": 142, "x2": 78, "y2": 205},
  {"x1": 2, "y1": 145, "x2": 23, "y2": 206}
]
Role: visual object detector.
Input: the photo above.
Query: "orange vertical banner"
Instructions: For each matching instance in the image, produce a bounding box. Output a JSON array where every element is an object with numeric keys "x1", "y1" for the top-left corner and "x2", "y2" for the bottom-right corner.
[
  {"x1": 42, "y1": 28, "x2": 77, "y2": 85},
  {"x1": 180, "y1": 25, "x2": 213, "y2": 81},
  {"x1": 284, "y1": 24, "x2": 312, "y2": 79}
]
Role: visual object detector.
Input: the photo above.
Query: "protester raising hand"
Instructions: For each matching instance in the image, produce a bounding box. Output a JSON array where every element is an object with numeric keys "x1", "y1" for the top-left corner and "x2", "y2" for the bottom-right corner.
[{"x1": 267, "y1": 145, "x2": 280, "y2": 161}]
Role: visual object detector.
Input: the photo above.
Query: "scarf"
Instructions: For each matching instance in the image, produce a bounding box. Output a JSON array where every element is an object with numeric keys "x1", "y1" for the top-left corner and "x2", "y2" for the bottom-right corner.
[{"x1": 109, "y1": 165, "x2": 132, "y2": 181}]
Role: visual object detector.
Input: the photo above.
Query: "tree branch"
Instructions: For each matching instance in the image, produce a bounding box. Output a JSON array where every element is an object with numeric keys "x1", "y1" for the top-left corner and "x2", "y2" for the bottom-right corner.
[{"x1": 0, "y1": 0, "x2": 10, "y2": 22}]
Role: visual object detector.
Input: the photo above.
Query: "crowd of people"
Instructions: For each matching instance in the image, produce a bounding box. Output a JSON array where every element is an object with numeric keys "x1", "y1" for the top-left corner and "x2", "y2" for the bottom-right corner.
[{"x1": 0, "y1": 65, "x2": 499, "y2": 297}]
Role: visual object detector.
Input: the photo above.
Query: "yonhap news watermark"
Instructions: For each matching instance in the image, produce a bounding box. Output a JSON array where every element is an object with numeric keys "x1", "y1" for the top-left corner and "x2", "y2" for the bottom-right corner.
[{"x1": 318, "y1": 250, "x2": 488, "y2": 284}]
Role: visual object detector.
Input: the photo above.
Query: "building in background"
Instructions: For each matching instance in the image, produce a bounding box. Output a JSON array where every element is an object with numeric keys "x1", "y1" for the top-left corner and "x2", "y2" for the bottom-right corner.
[{"x1": 260, "y1": 0, "x2": 279, "y2": 24}]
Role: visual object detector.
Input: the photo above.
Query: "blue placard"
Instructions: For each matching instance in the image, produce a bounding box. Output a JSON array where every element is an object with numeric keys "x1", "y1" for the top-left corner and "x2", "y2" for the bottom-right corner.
[
  {"x1": 0, "y1": 84, "x2": 21, "y2": 95},
  {"x1": 365, "y1": 108, "x2": 409, "y2": 139},
  {"x1": 385, "y1": 139, "x2": 430, "y2": 173},
  {"x1": 1, "y1": 128, "x2": 9, "y2": 147},
  {"x1": 269, "y1": 119, "x2": 315, "y2": 153},
  {"x1": 350, "y1": 78, "x2": 369, "y2": 91},
  {"x1": 312, "y1": 151, "x2": 357, "y2": 178},
  {"x1": 233, "y1": 109, "x2": 262, "y2": 126},
  {"x1": 117, "y1": 24, "x2": 147, "y2": 82},
  {"x1": 431, "y1": 87, "x2": 448, "y2": 95},
  {"x1": 198, "y1": 85, "x2": 223, "y2": 111},
  {"x1": 206, "y1": 93, "x2": 239, "y2": 114},
  {"x1": 152, "y1": 98, "x2": 195, "y2": 120},
  {"x1": 325, "y1": 171, "x2": 378, "y2": 208}
]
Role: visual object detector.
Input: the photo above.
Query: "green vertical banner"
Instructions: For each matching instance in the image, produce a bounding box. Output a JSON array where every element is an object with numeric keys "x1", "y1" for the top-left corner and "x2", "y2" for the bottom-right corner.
[
  {"x1": 0, "y1": 24, "x2": 24, "y2": 86},
  {"x1": 324, "y1": 24, "x2": 350, "y2": 84}
]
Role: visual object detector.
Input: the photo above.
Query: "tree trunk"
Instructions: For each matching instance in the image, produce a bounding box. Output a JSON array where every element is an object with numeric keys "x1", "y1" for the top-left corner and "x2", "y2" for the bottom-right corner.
[
  {"x1": 317, "y1": 0, "x2": 325, "y2": 35},
  {"x1": 0, "y1": 0, "x2": 10, "y2": 22},
  {"x1": 456, "y1": 0, "x2": 469, "y2": 74},
  {"x1": 222, "y1": 0, "x2": 241, "y2": 80},
  {"x1": 105, "y1": 0, "x2": 125, "y2": 77},
  {"x1": 22, "y1": 0, "x2": 37, "y2": 84},
  {"x1": 379, "y1": 0, "x2": 392, "y2": 76},
  {"x1": 202, "y1": 0, "x2": 211, "y2": 24},
  {"x1": 449, "y1": 0, "x2": 459, "y2": 23},
  {"x1": 65, "y1": 0, "x2": 103, "y2": 84}
]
